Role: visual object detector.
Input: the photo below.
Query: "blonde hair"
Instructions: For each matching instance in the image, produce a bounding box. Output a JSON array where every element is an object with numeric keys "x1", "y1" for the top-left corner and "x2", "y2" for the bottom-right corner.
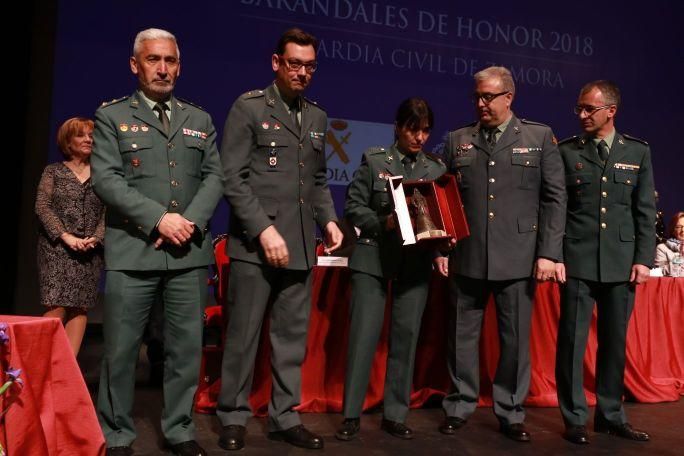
[{"x1": 56, "y1": 117, "x2": 94, "y2": 159}]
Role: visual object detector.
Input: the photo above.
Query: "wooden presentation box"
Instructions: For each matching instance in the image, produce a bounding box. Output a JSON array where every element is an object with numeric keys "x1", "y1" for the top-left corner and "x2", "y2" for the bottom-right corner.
[{"x1": 388, "y1": 174, "x2": 470, "y2": 245}]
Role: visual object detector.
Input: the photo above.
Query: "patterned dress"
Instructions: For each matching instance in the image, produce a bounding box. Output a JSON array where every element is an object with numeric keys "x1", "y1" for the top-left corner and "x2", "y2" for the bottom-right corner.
[{"x1": 35, "y1": 162, "x2": 105, "y2": 310}]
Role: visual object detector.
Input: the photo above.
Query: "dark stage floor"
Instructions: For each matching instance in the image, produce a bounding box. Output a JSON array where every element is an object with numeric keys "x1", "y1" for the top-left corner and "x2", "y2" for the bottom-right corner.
[{"x1": 79, "y1": 330, "x2": 684, "y2": 455}]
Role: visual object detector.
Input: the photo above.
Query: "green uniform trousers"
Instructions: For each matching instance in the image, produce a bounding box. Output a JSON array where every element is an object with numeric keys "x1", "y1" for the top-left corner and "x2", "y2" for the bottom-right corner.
[{"x1": 97, "y1": 267, "x2": 207, "y2": 446}]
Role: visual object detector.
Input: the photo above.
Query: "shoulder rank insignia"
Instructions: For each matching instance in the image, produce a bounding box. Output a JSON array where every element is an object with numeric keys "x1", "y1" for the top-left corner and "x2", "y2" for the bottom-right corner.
[
  {"x1": 100, "y1": 96, "x2": 128, "y2": 108},
  {"x1": 241, "y1": 89, "x2": 265, "y2": 100}
]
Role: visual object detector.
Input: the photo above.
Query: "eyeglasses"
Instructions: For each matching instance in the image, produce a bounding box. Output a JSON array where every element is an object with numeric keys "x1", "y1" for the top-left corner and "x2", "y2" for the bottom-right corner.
[
  {"x1": 472, "y1": 91, "x2": 509, "y2": 104},
  {"x1": 573, "y1": 104, "x2": 613, "y2": 115},
  {"x1": 281, "y1": 57, "x2": 318, "y2": 73}
]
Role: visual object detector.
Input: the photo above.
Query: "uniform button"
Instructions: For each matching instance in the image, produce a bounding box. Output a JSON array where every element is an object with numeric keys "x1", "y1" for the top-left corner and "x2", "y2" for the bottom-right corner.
[
  {"x1": 270, "y1": 141, "x2": 276, "y2": 147},
  {"x1": 525, "y1": 160, "x2": 530, "y2": 166},
  {"x1": 602, "y1": 191, "x2": 607, "y2": 198},
  {"x1": 171, "y1": 180, "x2": 179, "y2": 187},
  {"x1": 298, "y1": 143, "x2": 303, "y2": 149},
  {"x1": 532, "y1": 224, "x2": 537, "y2": 230},
  {"x1": 602, "y1": 176, "x2": 608, "y2": 182},
  {"x1": 601, "y1": 222, "x2": 607, "y2": 229},
  {"x1": 488, "y1": 194, "x2": 495, "y2": 200},
  {"x1": 601, "y1": 207, "x2": 607, "y2": 214},
  {"x1": 169, "y1": 160, "x2": 177, "y2": 167},
  {"x1": 299, "y1": 198, "x2": 304, "y2": 204},
  {"x1": 626, "y1": 179, "x2": 632, "y2": 184},
  {"x1": 488, "y1": 212, "x2": 495, "y2": 220},
  {"x1": 489, "y1": 160, "x2": 495, "y2": 166},
  {"x1": 489, "y1": 178, "x2": 496, "y2": 183},
  {"x1": 299, "y1": 179, "x2": 304, "y2": 185},
  {"x1": 137, "y1": 225, "x2": 143, "y2": 231},
  {"x1": 132, "y1": 143, "x2": 138, "y2": 149},
  {"x1": 170, "y1": 200, "x2": 179, "y2": 208},
  {"x1": 576, "y1": 179, "x2": 581, "y2": 184},
  {"x1": 299, "y1": 162, "x2": 304, "y2": 168},
  {"x1": 168, "y1": 143, "x2": 174, "y2": 149}
]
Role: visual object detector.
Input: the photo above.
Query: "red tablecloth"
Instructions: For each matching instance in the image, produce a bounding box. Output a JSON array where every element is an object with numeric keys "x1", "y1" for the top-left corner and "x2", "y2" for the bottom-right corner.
[
  {"x1": 0, "y1": 315, "x2": 105, "y2": 456},
  {"x1": 195, "y1": 273, "x2": 684, "y2": 415}
]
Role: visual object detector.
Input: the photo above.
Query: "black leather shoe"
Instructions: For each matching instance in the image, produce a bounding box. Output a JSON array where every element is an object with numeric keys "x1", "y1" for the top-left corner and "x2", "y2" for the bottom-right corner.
[
  {"x1": 500, "y1": 423, "x2": 531, "y2": 442},
  {"x1": 268, "y1": 424, "x2": 324, "y2": 449},
  {"x1": 106, "y1": 447, "x2": 133, "y2": 456},
  {"x1": 381, "y1": 419, "x2": 413, "y2": 440},
  {"x1": 594, "y1": 422, "x2": 649, "y2": 441},
  {"x1": 218, "y1": 425, "x2": 247, "y2": 450},
  {"x1": 335, "y1": 418, "x2": 360, "y2": 441},
  {"x1": 439, "y1": 416, "x2": 467, "y2": 435},
  {"x1": 563, "y1": 425, "x2": 590, "y2": 444},
  {"x1": 169, "y1": 440, "x2": 207, "y2": 456}
]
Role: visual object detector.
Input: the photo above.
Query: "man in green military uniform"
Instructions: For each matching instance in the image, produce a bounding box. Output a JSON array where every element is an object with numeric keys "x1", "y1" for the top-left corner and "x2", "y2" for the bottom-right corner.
[
  {"x1": 437, "y1": 66, "x2": 566, "y2": 442},
  {"x1": 335, "y1": 98, "x2": 446, "y2": 442},
  {"x1": 217, "y1": 28, "x2": 342, "y2": 451},
  {"x1": 91, "y1": 28, "x2": 223, "y2": 456},
  {"x1": 555, "y1": 80, "x2": 655, "y2": 445}
]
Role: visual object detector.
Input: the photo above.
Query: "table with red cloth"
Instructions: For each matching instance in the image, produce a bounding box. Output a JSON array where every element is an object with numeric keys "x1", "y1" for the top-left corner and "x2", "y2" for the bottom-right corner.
[
  {"x1": 0, "y1": 315, "x2": 105, "y2": 456},
  {"x1": 195, "y1": 272, "x2": 684, "y2": 415}
]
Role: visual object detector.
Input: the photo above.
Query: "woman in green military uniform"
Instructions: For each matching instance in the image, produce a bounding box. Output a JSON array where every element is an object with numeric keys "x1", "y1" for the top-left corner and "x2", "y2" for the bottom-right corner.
[{"x1": 336, "y1": 98, "x2": 446, "y2": 441}]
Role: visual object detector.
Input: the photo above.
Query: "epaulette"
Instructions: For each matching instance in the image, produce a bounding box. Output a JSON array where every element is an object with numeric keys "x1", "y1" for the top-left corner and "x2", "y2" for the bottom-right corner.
[
  {"x1": 100, "y1": 96, "x2": 128, "y2": 108},
  {"x1": 366, "y1": 146, "x2": 387, "y2": 155},
  {"x1": 424, "y1": 151, "x2": 445, "y2": 166},
  {"x1": 241, "y1": 89, "x2": 265, "y2": 100},
  {"x1": 558, "y1": 135, "x2": 579, "y2": 145},
  {"x1": 520, "y1": 118, "x2": 550, "y2": 128},
  {"x1": 304, "y1": 96, "x2": 326, "y2": 112},
  {"x1": 622, "y1": 134, "x2": 649, "y2": 145},
  {"x1": 176, "y1": 97, "x2": 206, "y2": 111}
]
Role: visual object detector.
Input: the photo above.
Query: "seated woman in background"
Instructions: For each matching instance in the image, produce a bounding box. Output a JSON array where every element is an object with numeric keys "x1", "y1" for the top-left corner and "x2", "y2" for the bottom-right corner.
[
  {"x1": 655, "y1": 211, "x2": 684, "y2": 276},
  {"x1": 35, "y1": 117, "x2": 105, "y2": 356}
]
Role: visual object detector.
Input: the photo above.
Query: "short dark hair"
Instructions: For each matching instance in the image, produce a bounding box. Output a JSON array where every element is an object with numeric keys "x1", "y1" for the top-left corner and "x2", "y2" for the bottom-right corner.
[
  {"x1": 395, "y1": 97, "x2": 434, "y2": 133},
  {"x1": 275, "y1": 28, "x2": 318, "y2": 55},
  {"x1": 580, "y1": 80, "x2": 621, "y2": 107}
]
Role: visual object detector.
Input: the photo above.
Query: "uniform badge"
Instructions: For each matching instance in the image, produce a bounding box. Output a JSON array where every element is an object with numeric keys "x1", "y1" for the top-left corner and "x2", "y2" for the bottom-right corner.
[
  {"x1": 119, "y1": 123, "x2": 128, "y2": 132},
  {"x1": 130, "y1": 124, "x2": 139, "y2": 132},
  {"x1": 575, "y1": 162, "x2": 584, "y2": 170},
  {"x1": 618, "y1": 138, "x2": 625, "y2": 145},
  {"x1": 131, "y1": 158, "x2": 141, "y2": 167},
  {"x1": 141, "y1": 124, "x2": 149, "y2": 132},
  {"x1": 274, "y1": 122, "x2": 281, "y2": 130},
  {"x1": 262, "y1": 122, "x2": 270, "y2": 130},
  {"x1": 269, "y1": 156, "x2": 277, "y2": 167}
]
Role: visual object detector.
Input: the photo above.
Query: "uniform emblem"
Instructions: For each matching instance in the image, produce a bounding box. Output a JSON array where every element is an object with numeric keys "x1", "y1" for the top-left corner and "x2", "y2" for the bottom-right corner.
[
  {"x1": 575, "y1": 162, "x2": 584, "y2": 170},
  {"x1": 131, "y1": 158, "x2": 141, "y2": 167},
  {"x1": 269, "y1": 156, "x2": 277, "y2": 167},
  {"x1": 141, "y1": 124, "x2": 149, "y2": 132},
  {"x1": 119, "y1": 123, "x2": 128, "y2": 132},
  {"x1": 262, "y1": 122, "x2": 270, "y2": 130},
  {"x1": 274, "y1": 122, "x2": 281, "y2": 130},
  {"x1": 618, "y1": 138, "x2": 625, "y2": 145},
  {"x1": 130, "y1": 124, "x2": 139, "y2": 132},
  {"x1": 267, "y1": 97, "x2": 276, "y2": 106}
]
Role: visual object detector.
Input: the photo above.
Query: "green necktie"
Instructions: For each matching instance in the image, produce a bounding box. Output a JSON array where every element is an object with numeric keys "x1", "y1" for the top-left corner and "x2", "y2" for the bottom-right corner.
[
  {"x1": 597, "y1": 139, "x2": 609, "y2": 163},
  {"x1": 153, "y1": 103, "x2": 170, "y2": 135}
]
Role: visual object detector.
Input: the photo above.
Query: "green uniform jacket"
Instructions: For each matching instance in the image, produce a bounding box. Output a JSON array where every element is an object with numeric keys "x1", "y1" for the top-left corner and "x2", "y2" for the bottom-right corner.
[
  {"x1": 444, "y1": 115, "x2": 566, "y2": 280},
  {"x1": 559, "y1": 132, "x2": 656, "y2": 282},
  {"x1": 345, "y1": 144, "x2": 447, "y2": 278},
  {"x1": 221, "y1": 85, "x2": 337, "y2": 270},
  {"x1": 91, "y1": 92, "x2": 224, "y2": 271}
]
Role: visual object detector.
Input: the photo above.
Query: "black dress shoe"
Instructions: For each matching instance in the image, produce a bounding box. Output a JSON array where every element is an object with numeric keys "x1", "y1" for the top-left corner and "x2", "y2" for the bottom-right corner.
[
  {"x1": 563, "y1": 425, "x2": 590, "y2": 444},
  {"x1": 106, "y1": 447, "x2": 133, "y2": 456},
  {"x1": 219, "y1": 425, "x2": 247, "y2": 450},
  {"x1": 439, "y1": 416, "x2": 467, "y2": 435},
  {"x1": 335, "y1": 418, "x2": 360, "y2": 441},
  {"x1": 594, "y1": 422, "x2": 649, "y2": 441},
  {"x1": 268, "y1": 424, "x2": 324, "y2": 449},
  {"x1": 169, "y1": 440, "x2": 207, "y2": 456},
  {"x1": 500, "y1": 423, "x2": 531, "y2": 442},
  {"x1": 381, "y1": 419, "x2": 413, "y2": 440}
]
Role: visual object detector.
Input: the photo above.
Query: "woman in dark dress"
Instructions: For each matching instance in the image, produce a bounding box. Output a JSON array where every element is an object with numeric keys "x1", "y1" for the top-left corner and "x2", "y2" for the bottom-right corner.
[{"x1": 35, "y1": 117, "x2": 104, "y2": 356}]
